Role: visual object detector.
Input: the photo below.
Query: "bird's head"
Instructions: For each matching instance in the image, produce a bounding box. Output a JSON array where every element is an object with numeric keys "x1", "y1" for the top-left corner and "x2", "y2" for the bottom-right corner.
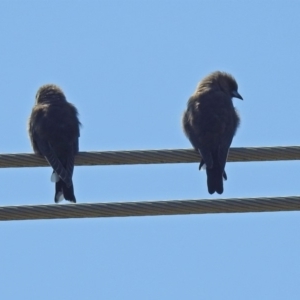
[
  {"x1": 197, "y1": 71, "x2": 243, "y2": 100},
  {"x1": 215, "y1": 71, "x2": 243, "y2": 100},
  {"x1": 35, "y1": 84, "x2": 67, "y2": 105}
]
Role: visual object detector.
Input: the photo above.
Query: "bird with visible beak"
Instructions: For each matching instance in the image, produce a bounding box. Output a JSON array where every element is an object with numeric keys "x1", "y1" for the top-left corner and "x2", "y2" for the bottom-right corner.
[{"x1": 182, "y1": 71, "x2": 243, "y2": 194}]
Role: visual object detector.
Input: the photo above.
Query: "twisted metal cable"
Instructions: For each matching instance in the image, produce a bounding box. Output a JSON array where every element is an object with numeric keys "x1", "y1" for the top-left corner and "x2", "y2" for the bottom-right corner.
[
  {"x1": 0, "y1": 196, "x2": 300, "y2": 221},
  {"x1": 0, "y1": 146, "x2": 300, "y2": 168}
]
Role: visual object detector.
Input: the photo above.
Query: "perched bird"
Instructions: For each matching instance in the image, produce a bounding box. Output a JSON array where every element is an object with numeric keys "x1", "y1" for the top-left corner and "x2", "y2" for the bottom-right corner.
[
  {"x1": 28, "y1": 84, "x2": 81, "y2": 203},
  {"x1": 182, "y1": 71, "x2": 243, "y2": 194}
]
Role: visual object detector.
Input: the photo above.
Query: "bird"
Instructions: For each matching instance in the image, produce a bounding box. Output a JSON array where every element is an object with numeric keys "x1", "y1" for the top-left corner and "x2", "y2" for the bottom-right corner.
[
  {"x1": 28, "y1": 84, "x2": 81, "y2": 203},
  {"x1": 182, "y1": 71, "x2": 243, "y2": 194}
]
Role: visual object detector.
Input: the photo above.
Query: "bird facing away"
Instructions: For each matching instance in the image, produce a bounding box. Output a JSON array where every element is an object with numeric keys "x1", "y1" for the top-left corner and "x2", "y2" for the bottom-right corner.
[
  {"x1": 182, "y1": 71, "x2": 243, "y2": 194},
  {"x1": 28, "y1": 84, "x2": 81, "y2": 203}
]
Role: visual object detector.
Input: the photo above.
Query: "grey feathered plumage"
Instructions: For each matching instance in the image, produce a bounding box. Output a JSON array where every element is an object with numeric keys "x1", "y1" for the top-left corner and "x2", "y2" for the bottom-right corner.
[
  {"x1": 182, "y1": 71, "x2": 242, "y2": 194},
  {"x1": 28, "y1": 84, "x2": 81, "y2": 203}
]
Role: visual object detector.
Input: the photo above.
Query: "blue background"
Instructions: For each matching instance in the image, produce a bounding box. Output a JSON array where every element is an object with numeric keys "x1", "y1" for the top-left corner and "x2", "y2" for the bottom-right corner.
[{"x1": 1, "y1": 1, "x2": 300, "y2": 299}]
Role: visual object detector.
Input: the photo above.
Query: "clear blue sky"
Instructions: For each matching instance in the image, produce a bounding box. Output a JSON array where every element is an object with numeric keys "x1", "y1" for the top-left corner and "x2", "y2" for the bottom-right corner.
[{"x1": 1, "y1": 1, "x2": 300, "y2": 299}]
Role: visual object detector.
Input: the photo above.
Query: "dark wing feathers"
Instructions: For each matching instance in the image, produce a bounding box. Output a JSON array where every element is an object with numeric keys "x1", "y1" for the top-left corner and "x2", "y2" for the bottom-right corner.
[
  {"x1": 30, "y1": 121, "x2": 74, "y2": 187},
  {"x1": 28, "y1": 85, "x2": 80, "y2": 203},
  {"x1": 29, "y1": 102, "x2": 79, "y2": 189},
  {"x1": 183, "y1": 85, "x2": 239, "y2": 194}
]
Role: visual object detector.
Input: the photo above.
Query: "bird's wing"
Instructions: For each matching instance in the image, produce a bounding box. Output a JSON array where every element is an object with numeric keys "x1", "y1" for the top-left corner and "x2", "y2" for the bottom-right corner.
[
  {"x1": 183, "y1": 107, "x2": 214, "y2": 168},
  {"x1": 33, "y1": 133, "x2": 73, "y2": 187},
  {"x1": 197, "y1": 146, "x2": 213, "y2": 169},
  {"x1": 65, "y1": 149, "x2": 75, "y2": 179},
  {"x1": 63, "y1": 138, "x2": 78, "y2": 179},
  {"x1": 218, "y1": 133, "x2": 233, "y2": 173}
]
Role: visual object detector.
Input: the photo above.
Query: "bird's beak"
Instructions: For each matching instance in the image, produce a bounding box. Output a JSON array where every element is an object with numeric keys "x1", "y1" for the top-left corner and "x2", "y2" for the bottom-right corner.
[{"x1": 232, "y1": 91, "x2": 243, "y2": 100}]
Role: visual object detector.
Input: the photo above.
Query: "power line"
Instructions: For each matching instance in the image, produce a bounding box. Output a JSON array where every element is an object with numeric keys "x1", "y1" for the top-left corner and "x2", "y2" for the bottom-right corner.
[
  {"x1": 1, "y1": 146, "x2": 300, "y2": 221},
  {"x1": 1, "y1": 196, "x2": 300, "y2": 221},
  {"x1": 1, "y1": 146, "x2": 300, "y2": 168}
]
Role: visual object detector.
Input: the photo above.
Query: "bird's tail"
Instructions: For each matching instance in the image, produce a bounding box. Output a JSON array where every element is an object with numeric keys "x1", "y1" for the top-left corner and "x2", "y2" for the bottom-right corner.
[
  {"x1": 206, "y1": 165, "x2": 224, "y2": 195},
  {"x1": 55, "y1": 180, "x2": 76, "y2": 203}
]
